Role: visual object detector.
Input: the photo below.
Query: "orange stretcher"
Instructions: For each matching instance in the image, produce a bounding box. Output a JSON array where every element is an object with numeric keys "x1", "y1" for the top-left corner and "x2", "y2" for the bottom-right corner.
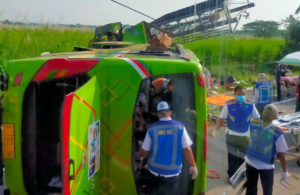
[{"x1": 207, "y1": 94, "x2": 235, "y2": 106}]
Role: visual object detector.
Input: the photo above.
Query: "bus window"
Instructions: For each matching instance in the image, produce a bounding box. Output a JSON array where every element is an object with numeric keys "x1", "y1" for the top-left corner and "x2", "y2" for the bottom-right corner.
[
  {"x1": 22, "y1": 74, "x2": 89, "y2": 194},
  {"x1": 132, "y1": 73, "x2": 196, "y2": 195}
]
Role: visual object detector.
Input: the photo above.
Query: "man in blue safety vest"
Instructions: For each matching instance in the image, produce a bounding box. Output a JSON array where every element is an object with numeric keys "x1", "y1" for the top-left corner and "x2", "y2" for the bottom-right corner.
[
  {"x1": 214, "y1": 86, "x2": 260, "y2": 178},
  {"x1": 140, "y1": 101, "x2": 198, "y2": 195},
  {"x1": 245, "y1": 104, "x2": 288, "y2": 195},
  {"x1": 253, "y1": 73, "x2": 273, "y2": 114}
]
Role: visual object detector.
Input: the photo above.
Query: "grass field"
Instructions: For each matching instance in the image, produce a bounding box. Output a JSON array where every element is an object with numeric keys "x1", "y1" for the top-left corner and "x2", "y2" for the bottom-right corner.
[
  {"x1": 0, "y1": 25, "x2": 94, "y2": 66},
  {"x1": 183, "y1": 36, "x2": 285, "y2": 81},
  {"x1": 0, "y1": 25, "x2": 288, "y2": 82}
]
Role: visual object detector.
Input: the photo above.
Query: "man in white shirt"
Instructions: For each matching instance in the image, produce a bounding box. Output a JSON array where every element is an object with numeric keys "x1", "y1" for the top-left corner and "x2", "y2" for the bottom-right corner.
[
  {"x1": 245, "y1": 104, "x2": 288, "y2": 195},
  {"x1": 140, "y1": 101, "x2": 197, "y2": 195},
  {"x1": 214, "y1": 86, "x2": 260, "y2": 178}
]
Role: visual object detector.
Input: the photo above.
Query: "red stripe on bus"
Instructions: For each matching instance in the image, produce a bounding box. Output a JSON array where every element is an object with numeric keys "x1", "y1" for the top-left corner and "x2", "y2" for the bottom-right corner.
[
  {"x1": 130, "y1": 58, "x2": 151, "y2": 77},
  {"x1": 62, "y1": 93, "x2": 74, "y2": 195},
  {"x1": 74, "y1": 93, "x2": 96, "y2": 118},
  {"x1": 33, "y1": 59, "x2": 99, "y2": 81}
]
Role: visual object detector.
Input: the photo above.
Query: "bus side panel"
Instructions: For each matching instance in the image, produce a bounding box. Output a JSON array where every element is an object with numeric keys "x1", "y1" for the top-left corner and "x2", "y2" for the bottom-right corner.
[
  {"x1": 88, "y1": 58, "x2": 205, "y2": 194},
  {"x1": 194, "y1": 72, "x2": 207, "y2": 194},
  {"x1": 88, "y1": 58, "x2": 142, "y2": 195},
  {"x1": 3, "y1": 59, "x2": 49, "y2": 195}
]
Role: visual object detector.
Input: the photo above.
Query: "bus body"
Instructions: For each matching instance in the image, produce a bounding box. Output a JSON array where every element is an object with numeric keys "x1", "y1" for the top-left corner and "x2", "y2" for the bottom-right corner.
[{"x1": 0, "y1": 22, "x2": 208, "y2": 195}]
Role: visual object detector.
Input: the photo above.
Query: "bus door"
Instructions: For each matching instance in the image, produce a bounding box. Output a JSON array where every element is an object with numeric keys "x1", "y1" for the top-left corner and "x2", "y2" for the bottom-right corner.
[{"x1": 62, "y1": 76, "x2": 101, "y2": 195}]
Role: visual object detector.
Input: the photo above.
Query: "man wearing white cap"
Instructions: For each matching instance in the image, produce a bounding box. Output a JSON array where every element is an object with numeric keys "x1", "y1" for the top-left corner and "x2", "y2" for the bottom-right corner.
[
  {"x1": 140, "y1": 101, "x2": 197, "y2": 195},
  {"x1": 245, "y1": 104, "x2": 288, "y2": 195}
]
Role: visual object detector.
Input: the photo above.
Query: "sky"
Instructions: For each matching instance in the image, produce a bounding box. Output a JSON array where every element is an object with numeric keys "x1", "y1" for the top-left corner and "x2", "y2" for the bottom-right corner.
[{"x1": 0, "y1": 0, "x2": 299, "y2": 28}]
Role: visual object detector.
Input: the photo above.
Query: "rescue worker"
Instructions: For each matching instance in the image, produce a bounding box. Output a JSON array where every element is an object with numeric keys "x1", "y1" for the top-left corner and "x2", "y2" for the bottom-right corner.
[
  {"x1": 253, "y1": 73, "x2": 273, "y2": 114},
  {"x1": 214, "y1": 86, "x2": 260, "y2": 178},
  {"x1": 149, "y1": 77, "x2": 172, "y2": 121},
  {"x1": 140, "y1": 101, "x2": 198, "y2": 195},
  {"x1": 245, "y1": 104, "x2": 288, "y2": 195},
  {"x1": 151, "y1": 77, "x2": 172, "y2": 104}
]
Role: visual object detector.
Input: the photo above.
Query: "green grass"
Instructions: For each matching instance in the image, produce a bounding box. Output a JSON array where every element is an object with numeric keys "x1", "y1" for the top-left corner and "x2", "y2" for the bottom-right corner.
[
  {"x1": 0, "y1": 25, "x2": 94, "y2": 66},
  {"x1": 183, "y1": 36, "x2": 285, "y2": 80},
  {"x1": 0, "y1": 25, "x2": 288, "y2": 83}
]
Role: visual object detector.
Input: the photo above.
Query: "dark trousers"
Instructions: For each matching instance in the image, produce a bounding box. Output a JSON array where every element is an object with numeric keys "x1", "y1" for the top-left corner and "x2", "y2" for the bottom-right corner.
[
  {"x1": 296, "y1": 101, "x2": 300, "y2": 112},
  {"x1": 276, "y1": 82, "x2": 281, "y2": 101},
  {"x1": 150, "y1": 174, "x2": 179, "y2": 195},
  {"x1": 246, "y1": 163, "x2": 274, "y2": 195},
  {"x1": 226, "y1": 133, "x2": 249, "y2": 178}
]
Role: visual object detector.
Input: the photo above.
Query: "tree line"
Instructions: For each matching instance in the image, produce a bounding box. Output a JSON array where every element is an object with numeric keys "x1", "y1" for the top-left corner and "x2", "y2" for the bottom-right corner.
[{"x1": 240, "y1": 7, "x2": 300, "y2": 58}]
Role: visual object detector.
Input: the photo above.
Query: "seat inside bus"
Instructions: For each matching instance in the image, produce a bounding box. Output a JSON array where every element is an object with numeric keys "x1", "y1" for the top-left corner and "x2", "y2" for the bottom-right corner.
[
  {"x1": 22, "y1": 74, "x2": 89, "y2": 194},
  {"x1": 132, "y1": 73, "x2": 197, "y2": 195}
]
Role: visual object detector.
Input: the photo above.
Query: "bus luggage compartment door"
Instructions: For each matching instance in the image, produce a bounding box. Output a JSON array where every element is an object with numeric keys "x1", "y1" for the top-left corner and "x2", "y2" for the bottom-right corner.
[{"x1": 62, "y1": 76, "x2": 101, "y2": 195}]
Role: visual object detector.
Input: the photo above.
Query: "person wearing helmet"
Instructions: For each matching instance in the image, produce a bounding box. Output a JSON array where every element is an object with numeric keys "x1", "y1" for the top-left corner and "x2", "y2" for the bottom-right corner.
[{"x1": 149, "y1": 77, "x2": 173, "y2": 118}]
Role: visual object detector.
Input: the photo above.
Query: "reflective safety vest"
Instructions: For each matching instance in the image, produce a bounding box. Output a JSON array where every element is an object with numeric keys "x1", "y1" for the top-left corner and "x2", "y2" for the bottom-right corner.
[
  {"x1": 255, "y1": 81, "x2": 273, "y2": 108},
  {"x1": 246, "y1": 119, "x2": 283, "y2": 164},
  {"x1": 147, "y1": 120, "x2": 184, "y2": 175},
  {"x1": 226, "y1": 100, "x2": 253, "y2": 133}
]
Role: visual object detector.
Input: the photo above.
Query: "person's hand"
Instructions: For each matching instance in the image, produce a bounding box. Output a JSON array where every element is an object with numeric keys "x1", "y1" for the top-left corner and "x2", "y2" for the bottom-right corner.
[
  {"x1": 280, "y1": 171, "x2": 289, "y2": 182},
  {"x1": 189, "y1": 166, "x2": 198, "y2": 179},
  {"x1": 138, "y1": 157, "x2": 144, "y2": 170},
  {"x1": 209, "y1": 127, "x2": 219, "y2": 137}
]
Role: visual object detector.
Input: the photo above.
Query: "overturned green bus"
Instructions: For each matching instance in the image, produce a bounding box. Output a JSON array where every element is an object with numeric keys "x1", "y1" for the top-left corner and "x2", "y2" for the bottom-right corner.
[{"x1": 0, "y1": 22, "x2": 208, "y2": 195}]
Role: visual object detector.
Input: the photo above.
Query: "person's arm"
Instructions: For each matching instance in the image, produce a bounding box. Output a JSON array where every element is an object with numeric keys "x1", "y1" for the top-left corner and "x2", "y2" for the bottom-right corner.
[
  {"x1": 183, "y1": 146, "x2": 198, "y2": 179},
  {"x1": 216, "y1": 104, "x2": 228, "y2": 130},
  {"x1": 216, "y1": 118, "x2": 225, "y2": 131},
  {"x1": 211, "y1": 105, "x2": 227, "y2": 137},
  {"x1": 140, "y1": 149, "x2": 149, "y2": 159},
  {"x1": 183, "y1": 147, "x2": 196, "y2": 166},
  {"x1": 277, "y1": 152, "x2": 287, "y2": 172},
  {"x1": 140, "y1": 132, "x2": 151, "y2": 159},
  {"x1": 276, "y1": 134, "x2": 288, "y2": 181},
  {"x1": 252, "y1": 105, "x2": 260, "y2": 119},
  {"x1": 182, "y1": 129, "x2": 197, "y2": 179}
]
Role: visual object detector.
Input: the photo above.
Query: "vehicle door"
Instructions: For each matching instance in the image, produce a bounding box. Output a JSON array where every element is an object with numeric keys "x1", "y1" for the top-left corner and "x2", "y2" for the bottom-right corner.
[{"x1": 62, "y1": 76, "x2": 101, "y2": 195}]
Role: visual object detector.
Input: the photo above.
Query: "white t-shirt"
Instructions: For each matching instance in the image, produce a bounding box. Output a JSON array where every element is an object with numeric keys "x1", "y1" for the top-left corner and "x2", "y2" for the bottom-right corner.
[
  {"x1": 219, "y1": 102, "x2": 260, "y2": 136},
  {"x1": 245, "y1": 124, "x2": 288, "y2": 170},
  {"x1": 142, "y1": 117, "x2": 193, "y2": 151}
]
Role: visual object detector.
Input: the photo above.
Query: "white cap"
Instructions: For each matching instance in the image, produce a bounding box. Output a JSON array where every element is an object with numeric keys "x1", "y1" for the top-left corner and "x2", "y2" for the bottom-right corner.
[
  {"x1": 157, "y1": 101, "x2": 170, "y2": 112},
  {"x1": 258, "y1": 73, "x2": 267, "y2": 81}
]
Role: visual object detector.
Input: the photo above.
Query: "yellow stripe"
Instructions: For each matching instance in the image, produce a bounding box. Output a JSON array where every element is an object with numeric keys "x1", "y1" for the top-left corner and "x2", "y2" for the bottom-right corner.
[
  {"x1": 272, "y1": 126, "x2": 282, "y2": 134},
  {"x1": 74, "y1": 169, "x2": 84, "y2": 193},
  {"x1": 274, "y1": 128, "x2": 282, "y2": 134},
  {"x1": 252, "y1": 119, "x2": 262, "y2": 123},
  {"x1": 70, "y1": 136, "x2": 86, "y2": 151}
]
